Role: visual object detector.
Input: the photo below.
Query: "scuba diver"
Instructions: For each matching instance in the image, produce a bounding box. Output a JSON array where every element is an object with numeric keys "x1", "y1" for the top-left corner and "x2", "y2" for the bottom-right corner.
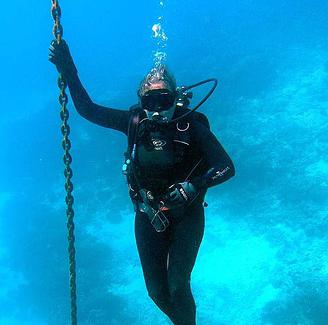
[{"x1": 49, "y1": 40, "x2": 235, "y2": 325}]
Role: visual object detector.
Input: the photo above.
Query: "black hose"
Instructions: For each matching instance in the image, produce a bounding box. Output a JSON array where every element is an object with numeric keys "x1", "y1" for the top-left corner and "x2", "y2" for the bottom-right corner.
[{"x1": 169, "y1": 78, "x2": 218, "y2": 124}]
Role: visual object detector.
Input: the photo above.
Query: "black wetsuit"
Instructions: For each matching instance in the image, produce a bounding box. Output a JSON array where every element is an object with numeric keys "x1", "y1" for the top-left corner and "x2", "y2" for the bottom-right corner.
[{"x1": 66, "y1": 72, "x2": 235, "y2": 325}]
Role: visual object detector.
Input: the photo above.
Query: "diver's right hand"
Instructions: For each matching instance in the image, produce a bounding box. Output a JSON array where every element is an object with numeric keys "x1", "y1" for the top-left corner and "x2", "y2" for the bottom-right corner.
[{"x1": 49, "y1": 39, "x2": 77, "y2": 77}]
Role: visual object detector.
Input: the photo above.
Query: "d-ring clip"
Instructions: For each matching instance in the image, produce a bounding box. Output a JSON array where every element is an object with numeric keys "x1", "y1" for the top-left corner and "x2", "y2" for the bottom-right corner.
[{"x1": 176, "y1": 122, "x2": 190, "y2": 132}]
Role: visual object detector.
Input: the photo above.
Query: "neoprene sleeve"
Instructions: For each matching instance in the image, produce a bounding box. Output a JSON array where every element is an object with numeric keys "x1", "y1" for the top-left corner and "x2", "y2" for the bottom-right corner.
[
  {"x1": 190, "y1": 121, "x2": 235, "y2": 190},
  {"x1": 66, "y1": 72, "x2": 130, "y2": 135}
]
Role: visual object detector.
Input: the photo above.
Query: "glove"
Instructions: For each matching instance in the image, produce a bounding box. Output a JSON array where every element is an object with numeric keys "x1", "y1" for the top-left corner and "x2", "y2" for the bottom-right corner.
[
  {"x1": 49, "y1": 39, "x2": 77, "y2": 77},
  {"x1": 165, "y1": 182, "x2": 198, "y2": 208}
]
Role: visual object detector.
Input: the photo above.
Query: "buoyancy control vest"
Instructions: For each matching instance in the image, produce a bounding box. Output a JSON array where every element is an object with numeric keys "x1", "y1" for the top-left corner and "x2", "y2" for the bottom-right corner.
[{"x1": 122, "y1": 105, "x2": 210, "y2": 202}]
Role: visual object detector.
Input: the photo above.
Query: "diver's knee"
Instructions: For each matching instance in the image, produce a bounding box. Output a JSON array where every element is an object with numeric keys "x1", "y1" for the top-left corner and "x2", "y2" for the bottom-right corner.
[
  {"x1": 148, "y1": 287, "x2": 170, "y2": 305},
  {"x1": 168, "y1": 278, "x2": 191, "y2": 299}
]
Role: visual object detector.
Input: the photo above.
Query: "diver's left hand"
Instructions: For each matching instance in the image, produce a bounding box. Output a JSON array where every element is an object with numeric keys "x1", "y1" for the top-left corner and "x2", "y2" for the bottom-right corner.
[{"x1": 165, "y1": 182, "x2": 198, "y2": 208}]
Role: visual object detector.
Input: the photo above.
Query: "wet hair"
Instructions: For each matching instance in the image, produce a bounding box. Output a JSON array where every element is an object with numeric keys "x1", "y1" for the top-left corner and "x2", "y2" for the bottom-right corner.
[{"x1": 138, "y1": 64, "x2": 177, "y2": 97}]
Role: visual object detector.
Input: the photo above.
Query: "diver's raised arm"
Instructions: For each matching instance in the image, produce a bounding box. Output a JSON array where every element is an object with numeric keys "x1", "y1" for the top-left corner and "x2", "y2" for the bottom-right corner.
[{"x1": 49, "y1": 40, "x2": 129, "y2": 134}]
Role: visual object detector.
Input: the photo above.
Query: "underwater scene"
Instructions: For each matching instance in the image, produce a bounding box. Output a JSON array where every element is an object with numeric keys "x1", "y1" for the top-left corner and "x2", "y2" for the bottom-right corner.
[{"x1": 1, "y1": 0, "x2": 328, "y2": 324}]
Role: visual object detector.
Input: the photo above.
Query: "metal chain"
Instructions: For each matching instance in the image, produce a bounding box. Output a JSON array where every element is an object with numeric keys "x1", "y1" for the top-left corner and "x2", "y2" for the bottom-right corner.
[{"x1": 51, "y1": 1, "x2": 77, "y2": 324}]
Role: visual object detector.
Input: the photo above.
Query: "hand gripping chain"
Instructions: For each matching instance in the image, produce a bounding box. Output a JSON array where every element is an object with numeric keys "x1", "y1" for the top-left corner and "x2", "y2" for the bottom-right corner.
[{"x1": 51, "y1": 1, "x2": 77, "y2": 324}]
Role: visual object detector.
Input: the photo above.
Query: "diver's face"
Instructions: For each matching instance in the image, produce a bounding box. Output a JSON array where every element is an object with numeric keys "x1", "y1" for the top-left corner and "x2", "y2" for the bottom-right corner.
[
  {"x1": 147, "y1": 81, "x2": 167, "y2": 91},
  {"x1": 141, "y1": 82, "x2": 177, "y2": 123}
]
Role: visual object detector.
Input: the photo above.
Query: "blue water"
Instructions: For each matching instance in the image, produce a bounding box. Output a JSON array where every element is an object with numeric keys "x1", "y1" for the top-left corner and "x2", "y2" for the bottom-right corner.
[{"x1": 1, "y1": 0, "x2": 328, "y2": 324}]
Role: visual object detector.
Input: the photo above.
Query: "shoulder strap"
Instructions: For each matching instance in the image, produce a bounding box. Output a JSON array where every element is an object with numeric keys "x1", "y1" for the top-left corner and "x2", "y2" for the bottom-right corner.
[
  {"x1": 191, "y1": 111, "x2": 210, "y2": 130},
  {"x1": 127, "y1": 105, "x2": 143, "y2": 155},
  {"x1": 175, "y1": 106, "x2": 210, "y2": 130}
]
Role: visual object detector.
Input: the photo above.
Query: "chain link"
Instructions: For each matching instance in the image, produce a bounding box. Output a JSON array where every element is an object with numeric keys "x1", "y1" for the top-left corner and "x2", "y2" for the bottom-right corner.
[{"x1": 51, "y1": 1, "x2": 77, "y2": 324}]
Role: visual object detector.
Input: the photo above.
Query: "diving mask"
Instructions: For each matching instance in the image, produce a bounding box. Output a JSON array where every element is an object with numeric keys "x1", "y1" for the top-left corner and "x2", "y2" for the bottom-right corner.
[
  {"x1": 141, "y1": 89, "x2": 176, "y2": 112},
  {"x1": 141, "y1": 89, "x2": 177, "y2": 123}
]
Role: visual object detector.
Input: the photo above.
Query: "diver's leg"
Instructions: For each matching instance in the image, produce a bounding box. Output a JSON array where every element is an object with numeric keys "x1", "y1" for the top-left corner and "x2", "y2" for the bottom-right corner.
[
  {"x1": 167, "y1": 203, "x2": 205, "y2": 325},
  {"x1": 134, "y1": 210, "x2": 176, "y2": 322}
]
